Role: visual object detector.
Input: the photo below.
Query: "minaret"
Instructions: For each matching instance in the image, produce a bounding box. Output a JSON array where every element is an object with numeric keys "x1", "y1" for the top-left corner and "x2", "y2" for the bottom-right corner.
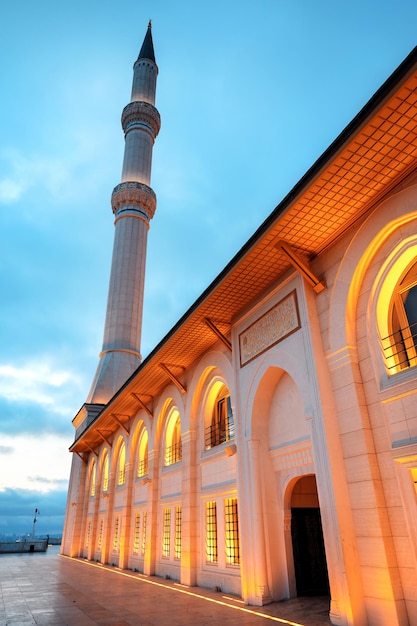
[{"x1": 87, "y1": 22, "x2": 160, "y2": 405}]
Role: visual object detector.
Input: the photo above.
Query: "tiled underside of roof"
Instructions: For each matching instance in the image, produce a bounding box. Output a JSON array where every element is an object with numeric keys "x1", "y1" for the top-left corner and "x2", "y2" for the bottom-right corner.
[{"x1": 72, "y1": 71, "x2": 417, "y2": 452}]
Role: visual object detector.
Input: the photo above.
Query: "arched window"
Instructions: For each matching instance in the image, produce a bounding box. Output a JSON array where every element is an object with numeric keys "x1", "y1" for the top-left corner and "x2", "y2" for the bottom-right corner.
[
  {"x1": 117, "y1": 441, "x2": 126, "y2": 485},
  {"x1": 389, "y1": 261, "x2": 417, "y2": 370},
  {"x1": 165, "y1": 410, "x2": 182, "y2": 466},
  {"x1": 380, "y1": 258, "x2": 417, "y2": 372},
  {"x1": 89, "y1": 459, "x2": 96, "y2": 497},
  {"x1": 102, "y1": 452, "x2": 109, "y2": 493},
  {"x1": 137, "y1": 429, "x2": 149, "y2": 478},
  {"x1": 205, "y1": 385, "x2": 234, "y2": 450}
]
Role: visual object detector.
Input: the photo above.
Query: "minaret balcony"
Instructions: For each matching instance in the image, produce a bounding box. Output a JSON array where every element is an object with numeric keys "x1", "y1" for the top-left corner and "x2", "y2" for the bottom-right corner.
[
  {"x1": 121, "y1": 101, "x2": 161, "y2": 138},
  {"x1": 111, "y1": 181, "x2": 156, "y2": 220}
]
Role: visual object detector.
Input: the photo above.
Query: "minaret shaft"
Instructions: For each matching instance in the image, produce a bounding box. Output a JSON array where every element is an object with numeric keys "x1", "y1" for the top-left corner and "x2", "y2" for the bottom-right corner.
[
  {"x1": 121, "y1": 130, "x2": 154, "y2": 183},
  {"x1": 131, "y1": 60, "x2": 157, "y2": 104},
  {"x1": 87, "y1": 24, "x2": 159, "y2": 405},
  {"x1": 102, "y1": 215, "x2": 149, "y2": 353}
]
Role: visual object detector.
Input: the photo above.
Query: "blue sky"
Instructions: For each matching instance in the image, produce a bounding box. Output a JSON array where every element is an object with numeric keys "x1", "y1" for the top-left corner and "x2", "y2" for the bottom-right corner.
[{"x1": 1, "y1": 0, "x2": 416, "y2": 536}]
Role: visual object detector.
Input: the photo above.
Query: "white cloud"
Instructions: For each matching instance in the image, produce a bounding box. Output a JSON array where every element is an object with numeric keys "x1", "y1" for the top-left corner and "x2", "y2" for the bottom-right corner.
[
  {"x1": 0, "y1": 360, "x2": 81, "y2": 412},
  {"x1": 0, "y1": 433, "x2": 71, "y2": 493}
]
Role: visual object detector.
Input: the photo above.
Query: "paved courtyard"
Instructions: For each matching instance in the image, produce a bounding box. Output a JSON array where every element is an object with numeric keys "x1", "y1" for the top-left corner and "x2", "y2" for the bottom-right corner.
[{"x1": 0, "y1": 546, "x2": 331, "y2": 625}]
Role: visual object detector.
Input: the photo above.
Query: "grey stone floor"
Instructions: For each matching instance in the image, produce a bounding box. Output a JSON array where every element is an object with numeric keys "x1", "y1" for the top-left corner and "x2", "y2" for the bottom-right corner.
[{"x1": 0, "y1": 546, "x2": 331, "y2": 625}]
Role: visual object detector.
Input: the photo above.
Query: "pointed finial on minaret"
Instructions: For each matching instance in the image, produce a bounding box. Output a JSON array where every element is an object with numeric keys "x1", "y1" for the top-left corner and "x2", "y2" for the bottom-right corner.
[{"x1": 137, "y1": 21, "x2": 155, "y2": 63}]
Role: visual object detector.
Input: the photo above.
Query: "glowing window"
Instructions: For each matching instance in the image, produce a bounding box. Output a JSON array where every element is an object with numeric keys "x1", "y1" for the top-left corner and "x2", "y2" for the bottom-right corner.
[
  {"x1": 162, "y1": 508, "x2": 171, "y2": 558},
  {"x1": 102, "y1": 453, "x2": 109, "y2": 493},
  {"x1": 387, "y1": 262, "x2": 417, "y2": 370},
  {"x1": 225, "y1": 498, "x2": 240, "y2": 566},
  {"x1": 137, "y1": 429, "x2": 149, "y2": 477},
  {"x1": 133, "y1": 512, "x2": 140, "y2": 554},
  {"x1": 165, "y1": 411, "x2": 182, "y2": 466},
  {"x1": 117, "y1": 442, "x2": 126, "y2": 485},
  {"x1": 97, "y1": 519, "x2": 103, "y2": 550},
  {"x1": 142, "y1": 511, "x2": 147, "y2": 556},
  {"x1": 113, "y1": 517, "x2": 119, "y2": 552},
  {"x1": 85, "y1": 520, "x2": 91, "y2": 548},
  {"x1": 206, "y1": 387, "x2": 234, "y2": 449},
  {"x1": 378, "y1": 256, "x2": 417, "y2": 373},
  {"x1": 174, "y1": 506, "x2": 181, "y2": 560},
  {"x1": 205, "y1": 501, "x2": 218, "y2": 563},
  {"x1": 89, "y1": 460, "x2": 96, "y2": 497}
]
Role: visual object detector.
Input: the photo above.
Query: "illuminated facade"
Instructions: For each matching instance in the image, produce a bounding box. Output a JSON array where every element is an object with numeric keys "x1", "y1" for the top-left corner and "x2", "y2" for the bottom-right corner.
[{"x1": 62, "y1": 26, "x2": 417, "y2": 626}]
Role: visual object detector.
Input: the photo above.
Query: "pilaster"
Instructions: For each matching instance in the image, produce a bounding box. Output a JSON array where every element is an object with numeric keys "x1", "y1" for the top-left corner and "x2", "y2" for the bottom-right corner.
[
  {"x1": 144, "y1": 447, "x2": 160, "y2": 576},
  {"x1": 180, "y1": 429, "x2": 198, "y2": 587}
]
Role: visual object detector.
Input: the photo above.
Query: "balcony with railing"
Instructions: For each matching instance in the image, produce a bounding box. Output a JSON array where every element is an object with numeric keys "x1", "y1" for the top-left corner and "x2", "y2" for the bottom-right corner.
[
  {"x1": 137, "y1": 458, "x2": 148, "y2": 478},
  {"x1": 205, "y1": 415, "x2": 235, "y2": 450},
  {"x1": 165, "y1": 440, "x2": 182, "y2": 466}
]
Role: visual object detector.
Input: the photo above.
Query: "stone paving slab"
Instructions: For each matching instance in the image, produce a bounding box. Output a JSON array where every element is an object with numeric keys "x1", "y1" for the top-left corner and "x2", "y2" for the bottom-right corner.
[{"x1": 0, "y1": 546, "x2": 331, "y2": 625}]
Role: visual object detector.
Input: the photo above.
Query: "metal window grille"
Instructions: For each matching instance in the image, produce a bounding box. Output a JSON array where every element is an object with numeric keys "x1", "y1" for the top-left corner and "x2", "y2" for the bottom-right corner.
[
  {"x1": 380, "y1": 320, "x2": 417, "y2": 371},
  {"x1": 118, "y1": 466, "x2": 126, "y2": 485},
  {"x1": 205, "y1": 501, "x2": 218, "y2": 563},
  {"x1": 205, "y1": 414, "x2": 234, "y2": 449},
  {"x1": 137, "y1": 457, "x2": 148, "y2": 477},
  {"x1": 86, "y1": 521, "x2": 91, "y2": 548},
  {"x1": 162, "y1": 508, "x2": 171, "y2": 558},
  {"x1": 205, "y1": 396, "x2": 234, "y2": 450},
  {"x1": 113, "y1": 517, "x2": 119, "y2": 552},
  {"x1": 225, "y1": 498, "x2": 240, "y2": 565},
  {"x1": 165, "y1": 440, "x2": 182, "y2": 466},
  {"x1": 133, "y1": 513, "x2": 140, "y2": 554},
  {"x1": 142, "y1": 511, "x2": 147, "y2": 556},
  {"x1": 174, "y1": 506, "x2": 181, "y2": 560},
  {"x1": 97, "y1": 519, "x2": 103, "y2": 550}
]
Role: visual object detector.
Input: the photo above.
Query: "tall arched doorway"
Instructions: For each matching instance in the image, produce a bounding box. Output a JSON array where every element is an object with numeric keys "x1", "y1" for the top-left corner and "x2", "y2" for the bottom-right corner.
[{"x1": 290, "y1": 475, "x2": 329, "y2": 596}]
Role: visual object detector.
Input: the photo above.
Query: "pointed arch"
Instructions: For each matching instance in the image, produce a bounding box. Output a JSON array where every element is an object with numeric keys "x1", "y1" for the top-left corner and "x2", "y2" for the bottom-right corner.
[
  {"x1": 117, "y1": 439, "x2": 126, "y2": 485},
  {"x1": 102, "y1": 450, "x2": 110, "y2": 493},
  {"x1": 372, "y1": 238, "x2": 417, "y2": 374},
  {"x1": 88, "y1": 457, "x2": 97, "y2": 497},
  {"x1": 204, "y1": 379, "x2": 234, "y2": 450},
  {"x1": 137, "y1": 427, "x2": 149, "y2": 477},
  {"x1": 163, "y1": 404, "x2": 182, "y2": 466},
  {"x1": 328, "y1": 186, "x2": 417, "y2": 354}
]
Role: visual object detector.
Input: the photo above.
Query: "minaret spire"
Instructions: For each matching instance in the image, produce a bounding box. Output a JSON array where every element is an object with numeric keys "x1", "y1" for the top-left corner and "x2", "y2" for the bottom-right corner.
[
  {"x1": 138, "y1": 21, "x2": 155, "y2": 63},
  {"x1": 87, "y1": 24, "x2": 161, "y2": 405}
]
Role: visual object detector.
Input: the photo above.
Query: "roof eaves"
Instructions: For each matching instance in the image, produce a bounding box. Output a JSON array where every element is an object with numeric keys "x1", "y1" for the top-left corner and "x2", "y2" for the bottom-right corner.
[{"x1": 72, "y1": 46, "x2": 417, "y2": 441}]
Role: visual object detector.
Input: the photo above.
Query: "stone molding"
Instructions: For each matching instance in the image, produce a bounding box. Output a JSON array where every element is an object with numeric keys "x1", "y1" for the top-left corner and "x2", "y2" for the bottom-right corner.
[
  {"x1": 121, "y1": 101, "x2": 161, "y2": 138},
  {"x1": 269, "y1": 440, "x2": 313, "y2": 471},
  {"x1": 111, "y1": 181, "x2": 156, "y2": 219}
]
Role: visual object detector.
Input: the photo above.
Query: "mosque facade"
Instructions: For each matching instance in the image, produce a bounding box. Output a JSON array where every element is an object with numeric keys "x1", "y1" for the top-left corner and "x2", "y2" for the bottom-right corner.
[{"x1": 61, "y1": 24, "x2": 417, "y2": 626}]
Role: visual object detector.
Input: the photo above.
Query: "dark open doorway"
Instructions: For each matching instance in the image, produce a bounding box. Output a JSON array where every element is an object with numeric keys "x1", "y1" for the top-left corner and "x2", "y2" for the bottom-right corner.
[{"x1": 290, "y1": 475, "x2": 329, "y2": 597}]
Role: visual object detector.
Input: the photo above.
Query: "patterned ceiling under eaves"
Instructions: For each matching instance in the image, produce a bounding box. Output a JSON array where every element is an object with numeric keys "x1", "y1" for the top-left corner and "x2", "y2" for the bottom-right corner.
[{"x1": 71, "y1": 64, "x2": 417, "y2": 453}]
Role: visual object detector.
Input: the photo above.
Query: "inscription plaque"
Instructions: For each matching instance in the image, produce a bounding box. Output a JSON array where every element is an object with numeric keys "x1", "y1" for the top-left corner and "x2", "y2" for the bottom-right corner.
[{"x1": 239, "y1": 290, "x2": 300, "y2": 366}]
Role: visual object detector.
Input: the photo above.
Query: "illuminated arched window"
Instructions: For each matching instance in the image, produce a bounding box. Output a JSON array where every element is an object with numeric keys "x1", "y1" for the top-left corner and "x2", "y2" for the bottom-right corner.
[
  {"x1": 378, "y1": 253, "x2": 417, "y2": 373},
  {"x1": 102, "y1": 452, "x2": 109, "y2": 493},
  {"x1": 137, "y1": 429, "x2": 149, "y2": 478},
  {"x1": 165, "y1": 410, "x2": 182, "y2": 466},
  {"x1": 205, "y1": 385, "x2": 234, "y2": 450},
  {"x1": 117, "y1": 441, "x2": 126, "y2": 485},
  {"x1": 89, "y1": 459, "x2": 96, "y2": 497},
  {"x1": 388, "y1": 261, "x2": 417, "y2": 370}
]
